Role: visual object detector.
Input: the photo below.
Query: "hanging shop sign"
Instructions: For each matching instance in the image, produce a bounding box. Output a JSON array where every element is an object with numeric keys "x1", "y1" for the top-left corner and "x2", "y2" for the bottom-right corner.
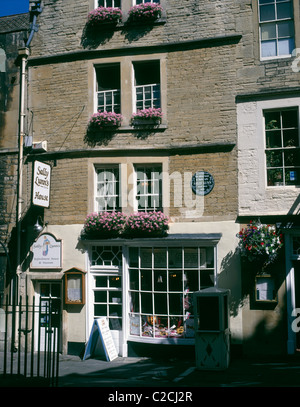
[
  {"x1": 32, "y1": 160, "x2": 51, "y2": 208},
  {"x1": 191, "y1": 171, "x2": 215, "y2": 196},
  {"x1": 31, "y1": 233, "x2": 62, "y2": 269}
]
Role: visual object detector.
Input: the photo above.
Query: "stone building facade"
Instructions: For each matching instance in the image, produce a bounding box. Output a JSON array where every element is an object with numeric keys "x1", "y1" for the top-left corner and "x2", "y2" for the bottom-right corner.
[{"x1": 1, "y1": 0, "x2": 300, "y2": 358}]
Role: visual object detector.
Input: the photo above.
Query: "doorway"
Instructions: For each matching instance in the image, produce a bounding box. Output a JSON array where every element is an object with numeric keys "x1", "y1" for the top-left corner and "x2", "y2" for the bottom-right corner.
[
  {"x1": 294, "y1": 263, "x2": 300, "y2": 349},
  {"x1": 35, "y1": 281, "x2": 62, "y2": 352}
]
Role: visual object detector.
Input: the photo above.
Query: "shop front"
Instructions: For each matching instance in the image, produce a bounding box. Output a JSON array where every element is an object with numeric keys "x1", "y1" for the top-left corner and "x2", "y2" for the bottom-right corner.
[{"x1": 84, "y1": 234, "x2": 221, "y2": 357}]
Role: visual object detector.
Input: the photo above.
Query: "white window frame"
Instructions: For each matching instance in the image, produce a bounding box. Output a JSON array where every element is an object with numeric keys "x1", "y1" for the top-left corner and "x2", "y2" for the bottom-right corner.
[
  {"x1": 132, "y1": 60, "x2": 161, "y2": 113},
  {"x1": 94, "y1": 166, "x2": 121, "y2": 212},
  {"x1": 95, "y1": 64, "x2": 121, "y2": 114},
  {"x1": 134, "y1": 164, "x2": 163, "y2": 212},
  {"x1": 264, "y1": 107, "x2": 300, "y2": 187},
  {"x1": 96, "y1": 0, "x2": 121, "y2": 8},
  {"x1": 135, "y1": 0, "x2": 160, "y2": 4},
  {"x1": 258, "y1": 0, "x2": 295, "y2": 60}
]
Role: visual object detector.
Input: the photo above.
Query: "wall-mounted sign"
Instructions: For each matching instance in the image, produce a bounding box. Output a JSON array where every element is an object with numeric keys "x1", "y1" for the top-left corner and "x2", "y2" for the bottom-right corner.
[
  {"x1": 32, "y1": 160, "x2": 51, "y2": 208},
  {"x1": 191, "y1": 171, "x2": 215, "y2": 196},
  {"x1": 31, "y1": 233, "x2": 62, "y2": 269}
]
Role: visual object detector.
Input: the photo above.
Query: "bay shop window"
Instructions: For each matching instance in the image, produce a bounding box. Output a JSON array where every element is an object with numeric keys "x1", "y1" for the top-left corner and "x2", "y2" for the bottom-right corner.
[{"x1": 87, "y1": 241, "x2": 219, "y2": 342}]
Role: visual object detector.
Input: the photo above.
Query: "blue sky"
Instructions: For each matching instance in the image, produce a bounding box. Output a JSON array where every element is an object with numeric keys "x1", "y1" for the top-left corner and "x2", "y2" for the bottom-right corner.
[{"x1": 0, "y1": 0, "x2": 29, "y2": 17}]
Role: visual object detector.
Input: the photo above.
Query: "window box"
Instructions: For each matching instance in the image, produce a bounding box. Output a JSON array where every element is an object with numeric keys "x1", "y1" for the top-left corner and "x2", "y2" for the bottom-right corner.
[
  {"x1": 131, "y1": 108, "x2": 163, "y2": 127},
  {"x1": 127, "y1": 2, "x2": 163, "y2": 24},
  {"x1": 88, "y1": 111, "x2": 123, "y2": 131},
  {"x1": 123, "y1": 211, "x2": 169, "y2": 238},
  {"x1": 86, "y1": 7, "x2": 122, "y2": 30}
]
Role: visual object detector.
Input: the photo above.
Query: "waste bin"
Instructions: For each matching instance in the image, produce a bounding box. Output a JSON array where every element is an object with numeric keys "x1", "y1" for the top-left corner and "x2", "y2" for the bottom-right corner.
[{"x1": 193, "y1": 287, "x2": 230, "y2": 370}]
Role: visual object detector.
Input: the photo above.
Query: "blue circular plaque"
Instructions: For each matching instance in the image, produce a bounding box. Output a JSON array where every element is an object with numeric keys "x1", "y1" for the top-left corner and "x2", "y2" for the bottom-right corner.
[{"x1": 191, "y1": 171, "x2": 214, "y2": 196}]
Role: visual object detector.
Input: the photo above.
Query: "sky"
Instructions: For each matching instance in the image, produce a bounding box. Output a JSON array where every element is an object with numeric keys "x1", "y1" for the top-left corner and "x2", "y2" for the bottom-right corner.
[{"x1": 0, "y1": 0, "x2": 29, "y2": 17}]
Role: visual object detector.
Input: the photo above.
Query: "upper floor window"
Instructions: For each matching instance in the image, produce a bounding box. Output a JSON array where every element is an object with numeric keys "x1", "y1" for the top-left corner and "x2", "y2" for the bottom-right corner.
[
  {"x1": 95, "y1": 167, "x2": 121, "y2": 212},
  {"x1": 258, "y1": 0, "x2": 295, "y2": 59},
  {"x1": 133, "y1": 60, "x2": 161, "y2": 111},
  {"x1": 96, "y1": 64, "x2": 121, "y2": 113},
  {"x1": 97, "y1": 0, "x2": 121, "y2": 7},
  {"x1": 135, "y1": 165, "x2": 163, "y2": 212},
  {"x1": 264, "y1": 108, "x2": 300, "y2": 186},
  {"x1": 135, "y1": 0, "x2": 160, "y2": 3}
]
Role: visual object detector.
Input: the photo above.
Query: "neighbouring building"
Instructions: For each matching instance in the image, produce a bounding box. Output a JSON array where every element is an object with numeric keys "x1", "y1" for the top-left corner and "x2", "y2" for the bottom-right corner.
[{"x1": 1, "y1": 0, "x2": 299, "y2": 359}]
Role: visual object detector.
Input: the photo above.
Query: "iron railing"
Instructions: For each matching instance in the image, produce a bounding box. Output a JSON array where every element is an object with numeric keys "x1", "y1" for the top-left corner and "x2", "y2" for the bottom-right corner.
[{"x1": 0, "y1": 295, "x2": 61, "y2": 386}]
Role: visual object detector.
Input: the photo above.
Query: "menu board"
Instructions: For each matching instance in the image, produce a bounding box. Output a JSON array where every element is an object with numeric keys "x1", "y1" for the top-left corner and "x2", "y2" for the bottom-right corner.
[{"x1": 83, "y1": 318, "x2": 118, "y2": 362}]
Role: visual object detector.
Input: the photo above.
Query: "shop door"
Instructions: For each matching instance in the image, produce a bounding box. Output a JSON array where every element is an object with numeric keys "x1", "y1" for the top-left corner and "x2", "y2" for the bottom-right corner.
[
  {"x1": 295, "y1": 263, "x2": 300, "y2": 350},
  {"x1": 35, "y1": 281, "x2": 62, "y2": 352}
]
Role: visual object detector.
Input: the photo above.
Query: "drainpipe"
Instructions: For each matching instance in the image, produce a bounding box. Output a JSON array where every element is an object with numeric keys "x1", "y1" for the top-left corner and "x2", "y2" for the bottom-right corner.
[
  {"x1": 15, "y1": 1, "x2": 43, "y2": 300},
  {"x1": 16, "y1": 47, "x2": 29, "y2": 294}
]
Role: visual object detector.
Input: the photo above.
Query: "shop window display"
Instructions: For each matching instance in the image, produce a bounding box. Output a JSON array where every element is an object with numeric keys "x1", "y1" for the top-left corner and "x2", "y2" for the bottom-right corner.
[{"x1": 128, "y1": 246, "x2": 215, "y2": 340}]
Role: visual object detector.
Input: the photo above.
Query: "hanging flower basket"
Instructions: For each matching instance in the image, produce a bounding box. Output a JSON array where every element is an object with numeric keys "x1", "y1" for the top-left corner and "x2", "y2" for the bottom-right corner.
[
  {"x1": 131, "y1": 107, "x2": 163, "y2": 126},
  {"x1": 81, "y1": 212, "x2": 127, "y2": 239},
  {"x1": 127, "y1": 2, "x2": 163, "y2": 23},
  {"x1": 236, "y1": 220, "x2": 283, "y2": 271},
  {"x1": 123, "y1": 211, "x2": 169, "y2": 238},
  {"x1": 86, "y1": 7, "x2": 122, "y2": 29},
  {"x1": 88, "y1": 111, "x2": 123, "y2": 131}
]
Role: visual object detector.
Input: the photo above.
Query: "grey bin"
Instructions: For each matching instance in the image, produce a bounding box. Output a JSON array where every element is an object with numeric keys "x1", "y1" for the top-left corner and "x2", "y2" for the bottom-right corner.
[{"x1": 193, "y1": 287, "x2": 230, "y2": 370}]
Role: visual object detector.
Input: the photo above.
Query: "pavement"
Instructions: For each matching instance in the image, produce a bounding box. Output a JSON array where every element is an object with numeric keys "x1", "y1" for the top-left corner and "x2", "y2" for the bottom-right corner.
[
  {"x1": 56, "y1": 352, "x2": 300, "y2": 388},
  {"x1": 1, "y1": 351, "x2": 300, "y2": 397}
]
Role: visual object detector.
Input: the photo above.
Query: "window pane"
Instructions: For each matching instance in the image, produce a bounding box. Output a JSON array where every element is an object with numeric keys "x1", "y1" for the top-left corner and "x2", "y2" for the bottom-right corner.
[
  {"x1": 109, "y1": 276, "x2": 121, "y2": 288},
  {"x1": 283, "y1": 129, "x2": 299, "y2": 147},
  {"x1": 169, "y1": 293, "x2": 182, "y2": 315},
  {"x1": 278, "y1": 38, "x2": 294, "y2": 55},
  {"x1": 265, "y1": 111, "x2": 281, "y2": 129},
  {"x1": 261, "y1": 23, "x2": 276, "y2": 40},
  {"x1": 184, "y1": 248, "x2": 198, "y2": 268},
  {"x1": 154, "y1": 270, "x2": 167, "y2": 291},
  {"x1": 154, "y1": 248, "x2": 167, "y2": 268},
  {"x1": 284, "y1": 149, "x2": 300, "y2": 167},
  {"x1": 278, "y1": 20, "x2": 294, "y2": 37},
  {"x1": 154, "y1": 293, "x2": 167, "y2": 314},
  {"x1": 95, "y1": 291, "x2": 107, "y2": 302},
  {"x1": 200, "y1": 269, "x2": 215, "y2": 288},
  {"x1": 266, "y1": 150, "x2": 283, "y2": 167},
  {"x1": 94, "y1": 304, "x2": 107, "y2": 316},
  {"x1": 168, "y1": 248, "x2": 182, "y2": 268},
  {"x1": 141, "y1": 269, "x2": 152, "y2": 291},
  {"x1": 285, "y1": 169, "x2": 299, "y2": 185},
  {"x1": 129, "y1": 247, "x2": 139, "y2": 267},
  {"x1": 95, "y1": 276, "x2": 107, "y2": 287},
  {"x1": 261, "y1": 40, "x2": 277, "y2": 57},
  {"x1": 140, "y1": 248, "x2": 152, "y2": 267},
  {"x1": 260, "y1": 4, "x2": 275, "y2": 21},
  {"x1": 185, "y1": 270, "x2": 199, "y2": 291},
  {"x1": 282, "y1": 110, "x2": 298, "y2": 128},
  {"x1": 266, "y1": 131, "x2": 282, "y2": 148},
  {"x1": 277, "y1": 2, "x2": 293, "y2": 19},
  {"x1": 169, "y1": 271, "x2": 183, "y2": 291},
  {"x1": 141, "y1": 293, "x2": 152, "y2": 313},
  {"x1": 267, "y1": 168, "x2": 284, "y2": 185}
]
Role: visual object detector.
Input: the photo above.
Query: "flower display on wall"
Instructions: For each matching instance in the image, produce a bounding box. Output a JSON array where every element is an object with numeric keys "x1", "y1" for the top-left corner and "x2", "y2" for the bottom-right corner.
[
  {"x1": 81, "y1": 212, "x2": 127, "y2": 239},
  {"x1": 81, "y1": 211, "x2": 169, "y2": 239},
  {"x1": 88, "y1": 111, "x2": 123, "y2": 130},
  {"x1": 131, "y1": 108, "x2": 163, "y2": 124},
  {"x1": 87, "y1": 6, "x2": 122, "y2": 27},
  {"x1": 128, "y1": 2, "x2": 163, "y2": 23},
  {"x1": 237, "y1": 220, "x2": 283, "y2": 269},
  {"x1": 123, "y1": 211, "x2": 169, "y2": 237}
]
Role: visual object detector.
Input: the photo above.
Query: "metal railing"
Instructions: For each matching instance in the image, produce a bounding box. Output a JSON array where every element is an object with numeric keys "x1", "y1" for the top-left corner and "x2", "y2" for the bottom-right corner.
[{"x1": 1, "y1": 295, "x2": 61, "y2": 386}]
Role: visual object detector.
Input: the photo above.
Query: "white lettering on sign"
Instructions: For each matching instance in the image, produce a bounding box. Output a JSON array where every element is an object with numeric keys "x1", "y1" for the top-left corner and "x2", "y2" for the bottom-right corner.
[{"x1": 32, "y1": 161, "x2": 51, "y2": 208}]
